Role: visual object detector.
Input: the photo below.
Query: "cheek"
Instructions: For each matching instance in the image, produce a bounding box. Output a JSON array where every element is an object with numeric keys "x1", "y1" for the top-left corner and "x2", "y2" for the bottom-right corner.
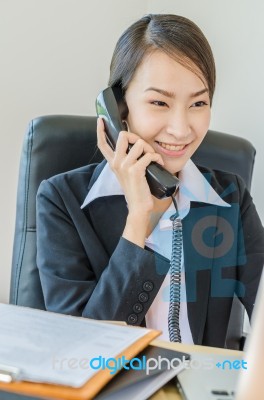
[
  {"x1": 126, "y1": 109, "x2": 159, "y2": 140},
  {"x1": 194, "y1": 111, "x2": 211, "y2": 139}
]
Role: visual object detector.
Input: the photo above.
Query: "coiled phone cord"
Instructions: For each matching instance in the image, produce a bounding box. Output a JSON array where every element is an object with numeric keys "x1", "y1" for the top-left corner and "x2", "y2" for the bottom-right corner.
[{"x1": 168, "y1": 195, "x2": 182, "y2": 343}]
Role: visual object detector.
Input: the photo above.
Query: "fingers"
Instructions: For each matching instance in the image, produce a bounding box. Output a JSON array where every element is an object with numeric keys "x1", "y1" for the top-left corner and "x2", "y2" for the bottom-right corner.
[
  {"x1": 97, "y1": 117, "x2": 163, "y2": 169},
  {"x1": 121, "y1": 140, "x2": 164, "y2": 169},
  {"x1": 114, "y1": 131, "x2": 156, "y2": 166},
  {"x1": 132, "y1": 152, "x2": 165, "y2": 172},
  {"x1": 96, "y1": 118, "x2": 149, "y2": 162}
]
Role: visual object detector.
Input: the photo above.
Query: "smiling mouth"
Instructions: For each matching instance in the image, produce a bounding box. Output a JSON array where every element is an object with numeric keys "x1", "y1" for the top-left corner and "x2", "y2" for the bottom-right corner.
[{"x1": 156, "y1": 141, "x2": 187, "y2": 151}]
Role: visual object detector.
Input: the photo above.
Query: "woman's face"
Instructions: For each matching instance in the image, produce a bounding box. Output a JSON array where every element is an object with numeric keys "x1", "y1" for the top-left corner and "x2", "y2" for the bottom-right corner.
[{"x1": 125, "y1": 50, "x2": 211, "y2": 175}]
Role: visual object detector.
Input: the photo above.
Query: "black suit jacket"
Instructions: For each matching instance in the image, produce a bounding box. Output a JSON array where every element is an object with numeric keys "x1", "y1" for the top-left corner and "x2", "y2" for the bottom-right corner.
[{"x1": 36, "y1": 160, "x2": 264, "y2": 348}]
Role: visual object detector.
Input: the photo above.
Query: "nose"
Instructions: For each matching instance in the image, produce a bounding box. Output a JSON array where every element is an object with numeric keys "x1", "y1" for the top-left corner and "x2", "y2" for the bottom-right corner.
[{"x1": 166, "y1": 108, "x2": 191, "y2": 140}]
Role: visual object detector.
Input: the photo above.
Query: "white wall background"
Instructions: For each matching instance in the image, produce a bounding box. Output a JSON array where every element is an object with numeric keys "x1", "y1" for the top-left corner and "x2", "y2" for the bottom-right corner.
[{"x1": 1, "y1": 0, "x2": 263, "y2": 303}]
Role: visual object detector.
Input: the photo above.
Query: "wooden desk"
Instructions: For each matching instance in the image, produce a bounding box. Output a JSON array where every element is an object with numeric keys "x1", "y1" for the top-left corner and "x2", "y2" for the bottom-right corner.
[{"x1": 149, "y1": 339, "x2": 243, "y2": 400}]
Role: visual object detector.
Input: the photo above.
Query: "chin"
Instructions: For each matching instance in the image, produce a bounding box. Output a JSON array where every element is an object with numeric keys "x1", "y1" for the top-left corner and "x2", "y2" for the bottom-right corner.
[{"x1": 163, "y1": 159, "x2": 188, "y2": 175}]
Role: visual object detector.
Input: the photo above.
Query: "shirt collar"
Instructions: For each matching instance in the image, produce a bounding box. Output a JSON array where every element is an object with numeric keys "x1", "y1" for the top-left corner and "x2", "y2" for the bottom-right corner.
[
  {"x1": 81, "y1": 159, "x2": 230, "y2": 211},
  {"x1": 81, "y1": 161, "x2": 123, "y2": 209},
  {"x1": 178, "y1": 159, "x2": 230, "y2": 209}
]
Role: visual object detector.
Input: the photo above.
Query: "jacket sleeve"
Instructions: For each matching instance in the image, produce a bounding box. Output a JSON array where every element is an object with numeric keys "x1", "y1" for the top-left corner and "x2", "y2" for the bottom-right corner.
[
  {"x1": 235, "y1": 175, "x2": 264, "y2": 318},
  {"x1": 36, "y1": 179, "x2": 169, "y2": 325}
]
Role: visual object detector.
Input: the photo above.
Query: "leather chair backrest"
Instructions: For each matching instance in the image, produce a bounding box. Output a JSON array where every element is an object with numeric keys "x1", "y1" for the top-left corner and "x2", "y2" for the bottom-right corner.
[{"x1": 10, "y1": 115, "x2": 256, "y2": 348}]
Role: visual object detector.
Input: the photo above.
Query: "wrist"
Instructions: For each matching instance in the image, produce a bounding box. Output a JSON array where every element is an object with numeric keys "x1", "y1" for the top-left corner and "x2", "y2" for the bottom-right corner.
[{"x1": 122, "y1": 212, "x2": 150, "y2": 248}]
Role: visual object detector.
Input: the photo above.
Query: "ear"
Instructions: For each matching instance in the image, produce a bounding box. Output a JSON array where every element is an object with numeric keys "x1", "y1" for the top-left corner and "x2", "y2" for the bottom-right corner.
[{"x1": 122, "y1": 120, "x2": 129, "y2": 131}]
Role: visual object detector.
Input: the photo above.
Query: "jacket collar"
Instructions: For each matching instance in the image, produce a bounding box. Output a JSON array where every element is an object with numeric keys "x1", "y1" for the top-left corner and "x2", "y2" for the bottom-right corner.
[{"x1": 86, "y1": 159, "x2": 107, "y2": 193}]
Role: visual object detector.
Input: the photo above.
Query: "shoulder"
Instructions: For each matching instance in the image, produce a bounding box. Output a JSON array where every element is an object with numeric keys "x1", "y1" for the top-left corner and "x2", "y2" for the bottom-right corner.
[
  {"x1": 37, "y1": 160, "x2": 106, "y2": 206},
  {"x1": 197, "y1": 165, "x2": 249, "y2": 205}
]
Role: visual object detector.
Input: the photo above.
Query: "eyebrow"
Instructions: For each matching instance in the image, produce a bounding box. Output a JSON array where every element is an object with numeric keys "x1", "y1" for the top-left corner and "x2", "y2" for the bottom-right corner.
[{"x1": 144, "y1": 87, "x2": 209, "y2": 98}]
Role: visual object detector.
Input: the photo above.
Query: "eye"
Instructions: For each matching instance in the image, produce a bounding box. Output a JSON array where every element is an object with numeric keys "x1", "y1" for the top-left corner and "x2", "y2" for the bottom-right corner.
[
  {"x1": 151, "y1": 100, "x2": 168, "y2": 107},
  {"x1": 191, "y1": 101, "x2": 208, "y2": 108}
]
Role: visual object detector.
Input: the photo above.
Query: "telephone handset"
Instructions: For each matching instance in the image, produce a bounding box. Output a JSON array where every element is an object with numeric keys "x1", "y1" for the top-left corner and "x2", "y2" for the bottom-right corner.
[
  {"x1": 96, "y1": 86, "x2": 179, "y2": 199},
  {"x1": 96, "y1": 87, "x2": 182, "y2": 339}
]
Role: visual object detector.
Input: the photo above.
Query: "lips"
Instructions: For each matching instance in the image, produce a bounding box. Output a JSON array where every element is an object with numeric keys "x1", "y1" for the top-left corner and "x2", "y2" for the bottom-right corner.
[
  {"x1": 153, "y1": 140, "x2": 190, "y2": 158},
  {"x1": 157, "y1": 141, "x2": 186, "y2": 151}
]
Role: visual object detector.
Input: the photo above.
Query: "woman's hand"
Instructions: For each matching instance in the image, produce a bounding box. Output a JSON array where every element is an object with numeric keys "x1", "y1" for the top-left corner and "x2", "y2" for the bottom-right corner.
[{"x1": 97, "y1": 118, "x2": 164, "y2": 246}]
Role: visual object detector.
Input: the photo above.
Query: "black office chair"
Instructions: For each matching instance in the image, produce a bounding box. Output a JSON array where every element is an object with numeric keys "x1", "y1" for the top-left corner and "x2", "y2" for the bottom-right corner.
[{"x1": 10, "y1": 115, "x2": 255, "y2": 349}]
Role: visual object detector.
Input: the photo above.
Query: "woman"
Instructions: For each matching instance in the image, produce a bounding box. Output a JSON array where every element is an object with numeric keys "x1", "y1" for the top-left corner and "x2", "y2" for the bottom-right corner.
[{"x1": 36, "y1": 14, "x2": 264, "y2": 348}]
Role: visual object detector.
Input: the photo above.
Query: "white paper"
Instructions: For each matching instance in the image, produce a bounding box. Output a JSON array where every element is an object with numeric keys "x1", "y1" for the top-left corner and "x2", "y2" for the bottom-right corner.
[{"x1": 0, "y1": 304, "x2": 153, "y2": 387}]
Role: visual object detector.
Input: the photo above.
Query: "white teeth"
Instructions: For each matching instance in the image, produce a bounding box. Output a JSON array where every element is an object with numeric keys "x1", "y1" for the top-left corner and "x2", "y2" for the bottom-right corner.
[{"x1": 159, "y1": 142, "x2": 185, "y2": 151}]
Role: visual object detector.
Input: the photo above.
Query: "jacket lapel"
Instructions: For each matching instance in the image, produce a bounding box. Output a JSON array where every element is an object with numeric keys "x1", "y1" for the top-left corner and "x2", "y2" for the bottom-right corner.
[
  {"x1": 87, "y1": 195, "x2": 128, "y2": 256},
  {"x1": 84, "y1": 160, "x2": 128, "y2": 255}
]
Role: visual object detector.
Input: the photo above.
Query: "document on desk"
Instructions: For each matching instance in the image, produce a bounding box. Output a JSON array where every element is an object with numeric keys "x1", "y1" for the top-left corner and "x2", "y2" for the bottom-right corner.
[{"x1": 0, "y1": 304, "x2": 159, "y2": 388}]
